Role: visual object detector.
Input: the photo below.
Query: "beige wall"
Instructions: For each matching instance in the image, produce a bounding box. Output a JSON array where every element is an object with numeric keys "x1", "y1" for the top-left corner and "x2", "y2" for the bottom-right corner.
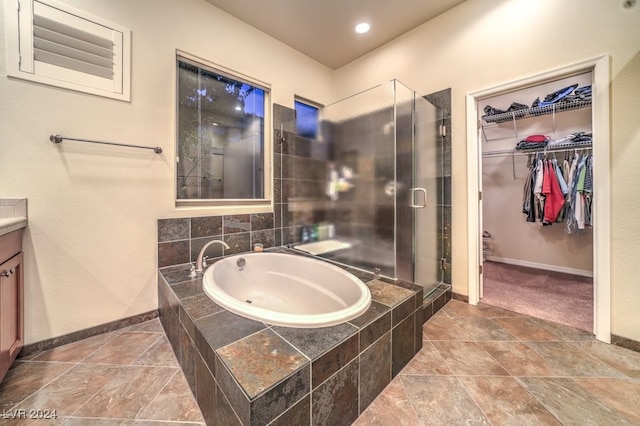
[
  {"x1": 0, "y1": 0, "x2": 335, "y2": 344},
  {"x1": 3, "y1": 0, "x2": 640, "y2": 344},
  {"x1": 334, "y1": 0, "x2": 640, "y2": 341}
]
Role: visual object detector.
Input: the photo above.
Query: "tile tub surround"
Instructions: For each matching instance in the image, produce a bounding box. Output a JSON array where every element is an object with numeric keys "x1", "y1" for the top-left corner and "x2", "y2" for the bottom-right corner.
[
  {"x1": 158, "y1": 250, "x2": 424, "y2": 426},
  {"x1": 158, "y1": 214, "x2": 275, "y2": 268}
]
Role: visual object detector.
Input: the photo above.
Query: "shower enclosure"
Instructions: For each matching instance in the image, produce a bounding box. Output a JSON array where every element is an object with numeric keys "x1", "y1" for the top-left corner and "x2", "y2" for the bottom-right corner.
[{"x1": 276, "y1": 80, "x2": 444, "y2": 297}]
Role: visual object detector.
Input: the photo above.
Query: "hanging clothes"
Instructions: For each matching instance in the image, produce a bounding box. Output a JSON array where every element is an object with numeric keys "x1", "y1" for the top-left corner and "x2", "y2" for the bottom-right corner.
[
  {"x1": 522, "y1": 160, "x2": 536, "y2": 222},
  {"x1": 542, "y1": 160, "x2": 565, "y2": 224},
  {"x1": 521, "y1": 151, "x2": 593, "y2": 234}
]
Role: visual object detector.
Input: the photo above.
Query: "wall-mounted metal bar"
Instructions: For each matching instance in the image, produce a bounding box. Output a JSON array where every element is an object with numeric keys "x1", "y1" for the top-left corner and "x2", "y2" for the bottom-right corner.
[{"x1": 49, "y1": 134, "x2": 162, "y2": 154}]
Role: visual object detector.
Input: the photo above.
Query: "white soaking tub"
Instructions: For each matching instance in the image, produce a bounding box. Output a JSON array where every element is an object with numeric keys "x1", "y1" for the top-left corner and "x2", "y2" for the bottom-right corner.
[{"x1": 202, "y1": 252, "x2": 371, "y2": 328}]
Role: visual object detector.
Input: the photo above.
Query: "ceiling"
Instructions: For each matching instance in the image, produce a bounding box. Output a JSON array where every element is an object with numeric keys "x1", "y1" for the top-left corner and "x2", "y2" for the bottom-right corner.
[{"x1": 204, "y1": 0, "x2": 466, "y2": 70}]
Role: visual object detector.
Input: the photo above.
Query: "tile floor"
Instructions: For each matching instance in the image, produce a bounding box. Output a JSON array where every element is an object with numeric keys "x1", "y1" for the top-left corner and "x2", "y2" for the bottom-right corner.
[{"x1": 1, "y1": 300, "x2": 640, "y2": 425}]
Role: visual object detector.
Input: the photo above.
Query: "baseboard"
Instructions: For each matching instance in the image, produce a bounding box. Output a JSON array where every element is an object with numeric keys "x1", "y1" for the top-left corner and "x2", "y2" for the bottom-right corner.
[
  {"x1": 611, "y1": 334, "x2": 640, "y2": 353},
  {"x1": 452, "y1": 292, "x2": 469, "y2": 303},
  {"x1": 486, "y1": 256, "x2": 593, "y2": 278},
  {"x1": 18, "y1": 310, "x2": 159, "y2": 358}
]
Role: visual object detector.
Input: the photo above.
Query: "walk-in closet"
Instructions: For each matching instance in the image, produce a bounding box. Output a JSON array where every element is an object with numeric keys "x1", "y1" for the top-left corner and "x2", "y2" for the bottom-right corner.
[{"x1": 479, "y1": 72, "x2": 594, "y2": 332}]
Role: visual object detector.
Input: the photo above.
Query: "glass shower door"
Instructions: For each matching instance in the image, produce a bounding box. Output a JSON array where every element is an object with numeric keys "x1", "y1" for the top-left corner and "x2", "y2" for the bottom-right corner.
[
  {"x1": 395, "y1": 82, "x2": 443, "y2": 294},
  {"x1": 408, "y1": 91, "x2": 443, "y2": 296}
]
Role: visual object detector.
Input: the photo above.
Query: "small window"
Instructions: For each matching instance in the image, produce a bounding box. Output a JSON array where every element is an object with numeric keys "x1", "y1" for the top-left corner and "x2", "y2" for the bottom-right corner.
[
  {"x1": 176, "y1": 53, "x2": 270, "y2": 204},
  {"x1": 295, "y1": 99, "x2": 319, "y2": 139},
  {"x1": 4, "y1": 0, "x2": 131, "y2": 101}
]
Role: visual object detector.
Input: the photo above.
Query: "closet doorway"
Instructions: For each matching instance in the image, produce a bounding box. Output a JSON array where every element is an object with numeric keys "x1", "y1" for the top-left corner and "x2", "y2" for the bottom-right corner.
[{"x1": 465, "y1": 56, "x2": 611, "y2": 343}]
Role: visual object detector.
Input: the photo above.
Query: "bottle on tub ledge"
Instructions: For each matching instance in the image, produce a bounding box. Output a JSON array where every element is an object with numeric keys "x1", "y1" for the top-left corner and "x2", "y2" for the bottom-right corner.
[
  {"x1": 300, "y1": 222, "x2": 336, "y2": 244},
  {"x1": 253, "y1": 243, "x2": 264, "y2": 252}
]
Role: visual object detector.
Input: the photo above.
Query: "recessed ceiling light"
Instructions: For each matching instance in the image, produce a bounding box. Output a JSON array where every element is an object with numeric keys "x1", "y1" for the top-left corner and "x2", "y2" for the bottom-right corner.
[{"x1": 355, "y1": 22, "x2": 370, "y2": 34}]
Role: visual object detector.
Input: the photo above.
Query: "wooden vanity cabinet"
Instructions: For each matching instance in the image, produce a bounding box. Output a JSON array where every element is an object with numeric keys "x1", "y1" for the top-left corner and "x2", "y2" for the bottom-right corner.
[{"x1": 0, "y1": 229, "x2": 24, "y2": 382}]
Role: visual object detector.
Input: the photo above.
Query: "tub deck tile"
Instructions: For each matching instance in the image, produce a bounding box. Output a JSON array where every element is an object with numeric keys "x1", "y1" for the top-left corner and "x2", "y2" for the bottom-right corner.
[
  {"x1": 271, "y1": 322, "x2": 358, "y2": 360},
  {"x1": 367, "y1": 279, "x2": 415, "y2": 307},
  {"x1": 195, "y1": 311, "x2": 266, "y2": 353},
  {"x1": 217, "y1": 329, "x2": 309, "y2": 399}
]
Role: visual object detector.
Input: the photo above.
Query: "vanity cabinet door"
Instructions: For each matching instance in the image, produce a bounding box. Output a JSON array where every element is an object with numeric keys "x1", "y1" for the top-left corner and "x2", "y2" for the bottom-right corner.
[{"x1": 0, "y1": 252, "x2": 23, "y2": 382}]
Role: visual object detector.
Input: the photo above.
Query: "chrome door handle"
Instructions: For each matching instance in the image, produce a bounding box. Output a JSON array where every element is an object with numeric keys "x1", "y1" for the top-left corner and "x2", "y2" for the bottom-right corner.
[{"x1": 410, "y1": 187, "x2": 427, "y2": 209}]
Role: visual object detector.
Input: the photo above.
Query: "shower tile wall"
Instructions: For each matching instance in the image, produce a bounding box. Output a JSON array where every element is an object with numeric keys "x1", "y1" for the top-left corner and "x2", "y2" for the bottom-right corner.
[
  {"x1": 274, "y1": 103, "x2": 398, "y2": 275},
  {"x1": 274, "y1": 104, "x2": 332, "y2": 247},
  {"x1": 424, "y1": 89, "x2": 452, "y2": 285}
]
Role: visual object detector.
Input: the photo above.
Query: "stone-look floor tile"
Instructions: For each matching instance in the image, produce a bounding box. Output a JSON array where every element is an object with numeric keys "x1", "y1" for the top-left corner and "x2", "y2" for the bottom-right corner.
[
  {"x1": 132, "y1": 335, "x2": 179, "y2": 367},
  {"x1": 31, "y1": 331, "x2": 121, "y2": 363},
  {"x1": 312, "y1": 359, "x2": 359, "y2": 426},
  {"x1": 518, "y1": 377, "x2": 632, "y2": 425},
  {"x1": 400, "y1": 375, "x2": 489, "y2": 425},
  {"x1": 367, "y1": 280, "x2": 415, "y2": 307},
  {"x1": 459, "y1": 376, "x2": 562, "y2": 425},
  {"x1": 135, "y1": 420, "x2": 206, "y2": 426},
  {"x1": 438, "y1": 299, "x2": 486, "y2": 318},
  {"x1": 0, "y1": 362, "x2": 73, "y2": 411},
  {"x1": 476, "y1": 302, "x2": 524, "y2": 318},
  {"x1": 423, "y1": 316, "x2": 515, "y2": 341},
  {"x1": 123, "y1": 319, "x2": 165, "y2": 334},
  {"x1": 432, "y1": 341, "x2": 509, "y2": 376},
  {"x1": 217, "y1": 329, "x2": 308, "y2": 398},
  {"x1": 574, "y1": 341, "x2": 640, "y2": 379},
  {"x1": 479, "y1": 341, "x2": 558, "y2": 376},
  {"x1": 400, "y1": 341, "x2": 453, "y2": 376},
  {"x1": 73, "y1": 366, "x2": 177, "y2": 419},
  {"x1": 137, "y1": 370, "x2": 205, "y2": 423},
  {"x1": 526, "y1": 342, "x2": 626, "y2": 377},
  {"x1": 574, "y1": 378, "x2": 640, "y2": 424},
  {"x1": 530, "y1": 317, "x2": 595, "y2": 341},
  {"x1": 352, "y1": 377, "x2": 419, "y2": 426},
  {"x1": 83, "y1": 332, "x2": 161, "y2": 365},
  {"x1": 14, "y1": 363, "x2": 121, "y2": 416},
  {"x1": 56, "y1": 419, "x2": 128, "y2": 425},
  {"x1": 491, "y1": 317, "x2": 560, "y2": 342}
]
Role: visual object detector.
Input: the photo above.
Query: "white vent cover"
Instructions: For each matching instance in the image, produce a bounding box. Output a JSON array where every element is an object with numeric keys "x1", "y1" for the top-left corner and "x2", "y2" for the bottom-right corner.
[{"x1": 5, "y1": 0, "x2": 131, "y2": 101}]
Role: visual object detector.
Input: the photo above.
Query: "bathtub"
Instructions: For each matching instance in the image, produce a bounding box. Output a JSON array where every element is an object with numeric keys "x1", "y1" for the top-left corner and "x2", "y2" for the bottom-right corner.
[{"x1": 202, "y1": 252, "x2": 371, "y2": 328}]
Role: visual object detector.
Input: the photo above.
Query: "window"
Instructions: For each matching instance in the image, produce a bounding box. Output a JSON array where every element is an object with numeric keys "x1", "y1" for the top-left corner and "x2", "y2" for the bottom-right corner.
[
  {"x1": 176, "y1": 53, "x2": 270, "y2": 204},
  {"x1": 295, "y1": 99, "x2": 319, "y2": 139},
  {"x1": 4, "y1": 0, "x2": 131, "y2": 101}
]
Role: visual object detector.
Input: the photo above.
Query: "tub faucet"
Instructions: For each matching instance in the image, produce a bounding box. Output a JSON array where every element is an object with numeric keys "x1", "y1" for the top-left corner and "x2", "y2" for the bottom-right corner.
[{"x1": 196, "y1": 240, "x2": 230, "y2": 272}]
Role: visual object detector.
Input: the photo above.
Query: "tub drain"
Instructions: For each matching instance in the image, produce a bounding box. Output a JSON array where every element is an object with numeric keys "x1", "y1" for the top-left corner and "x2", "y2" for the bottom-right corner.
[{"x1": 245, "y1": 299, "x2": 252, "y2": 304}]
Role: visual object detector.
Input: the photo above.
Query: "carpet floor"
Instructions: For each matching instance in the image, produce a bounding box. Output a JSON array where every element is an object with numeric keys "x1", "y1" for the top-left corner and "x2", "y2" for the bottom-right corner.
[{"x1": 481, "y1": 261, "x2": 593, "y2": 332}]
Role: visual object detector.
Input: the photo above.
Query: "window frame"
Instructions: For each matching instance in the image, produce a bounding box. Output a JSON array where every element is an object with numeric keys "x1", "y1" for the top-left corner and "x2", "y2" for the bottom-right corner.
[{"x1": 174, "y1": 50, "x2": 272, "y2": 208}]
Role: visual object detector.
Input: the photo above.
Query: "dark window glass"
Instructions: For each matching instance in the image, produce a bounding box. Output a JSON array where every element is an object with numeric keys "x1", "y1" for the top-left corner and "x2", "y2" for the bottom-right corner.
[{"x1": 177, "y1": 57, "x2": 266, "y2": 200}]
